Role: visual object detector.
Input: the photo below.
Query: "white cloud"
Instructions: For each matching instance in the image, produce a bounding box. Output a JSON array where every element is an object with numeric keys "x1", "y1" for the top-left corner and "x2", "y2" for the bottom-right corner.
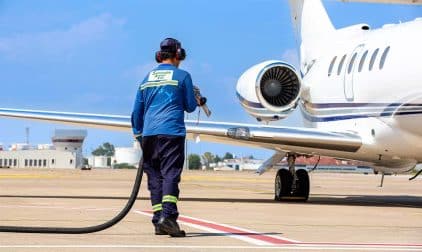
[
  {"x1": 281, "y1": 48, "x2": 300, "y2": 69},
  {"x1": 0, "y1": 13, "x2": 126, "y2": 59}
]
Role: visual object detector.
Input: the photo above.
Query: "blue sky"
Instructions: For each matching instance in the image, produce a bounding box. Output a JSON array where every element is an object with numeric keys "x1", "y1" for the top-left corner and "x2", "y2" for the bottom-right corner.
[{"x1": 0, "y1": 1, "x2": 421, "y2": 158}]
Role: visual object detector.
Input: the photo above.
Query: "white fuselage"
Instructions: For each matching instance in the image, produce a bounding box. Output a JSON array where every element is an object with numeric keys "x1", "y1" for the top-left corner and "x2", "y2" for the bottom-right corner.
[{"x1": 300, "y1": 18, "x2": 422, "y2": 172}]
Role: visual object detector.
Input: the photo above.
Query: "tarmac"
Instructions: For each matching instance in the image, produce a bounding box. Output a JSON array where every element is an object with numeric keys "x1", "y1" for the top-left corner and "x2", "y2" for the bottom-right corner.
[{"x1": 0, "y1": 168, "x2": 421, "y2": 251}]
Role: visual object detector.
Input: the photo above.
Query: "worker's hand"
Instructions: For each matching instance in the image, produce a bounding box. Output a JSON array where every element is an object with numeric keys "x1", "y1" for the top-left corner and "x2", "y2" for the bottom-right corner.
[
  {"x1": 193, "y1": 85, "x2": 201, "y2": 96},
  {"x1": 193, "y1": 85, "x2": 206, "y2": 106},
  {"x1": 198, "y1": 97, "x2": 207, "y2": 106}
]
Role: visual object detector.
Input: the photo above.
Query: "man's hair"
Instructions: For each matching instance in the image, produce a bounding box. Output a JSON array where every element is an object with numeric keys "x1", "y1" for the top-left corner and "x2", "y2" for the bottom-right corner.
[{"x1": 159, "y1": 51, "x2": 176, "y2": 61}]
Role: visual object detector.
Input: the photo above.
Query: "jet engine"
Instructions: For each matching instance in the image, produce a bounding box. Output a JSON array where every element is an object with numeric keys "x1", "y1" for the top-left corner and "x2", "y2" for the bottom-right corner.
[{"x1": 236, "y1": 60, "x2": 301, "y2": 122}]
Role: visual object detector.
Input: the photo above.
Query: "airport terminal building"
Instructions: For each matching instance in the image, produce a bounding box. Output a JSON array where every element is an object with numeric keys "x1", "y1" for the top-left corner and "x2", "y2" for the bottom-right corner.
[{"x1": 0, "y1": 129, "x2": 87, "y2": 169}]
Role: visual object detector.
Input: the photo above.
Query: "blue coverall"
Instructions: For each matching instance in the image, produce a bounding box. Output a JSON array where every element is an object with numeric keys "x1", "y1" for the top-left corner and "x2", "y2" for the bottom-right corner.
[{"x1": 131, "y1": 63, "x2": 197, "y2": 224}]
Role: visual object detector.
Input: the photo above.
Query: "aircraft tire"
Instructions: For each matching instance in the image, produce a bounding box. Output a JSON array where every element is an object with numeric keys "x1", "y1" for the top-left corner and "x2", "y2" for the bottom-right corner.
[
  {"x1": 274, "y1": 169, "x2": 309, "y2": 202},
  {"x1": 274, "y1": 169, "x2": 292, "y2": 201},
  {"x1": 294, "y1": 169, "x2": 310, "y2": 201}
]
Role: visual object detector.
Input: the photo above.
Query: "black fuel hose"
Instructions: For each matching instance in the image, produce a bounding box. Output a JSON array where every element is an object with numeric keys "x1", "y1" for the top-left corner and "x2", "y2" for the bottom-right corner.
[{"x1": 0, "y1": 163, "x2": 143, "y2": 234}]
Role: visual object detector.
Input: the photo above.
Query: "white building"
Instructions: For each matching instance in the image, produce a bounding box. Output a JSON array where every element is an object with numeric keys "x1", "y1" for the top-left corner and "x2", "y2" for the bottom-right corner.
[
  {"x1": 213, "y1": 158, "x2": 263, "y2": 171},
  {"x1": 86, "y1": 142, "x2": 142, "y2": 169},
  {"x1": 0, "y1": 129, "x2": 87, "y2": 169},
  {"x1": 88, "y1": 156, "x2": 109, "y2": 168},
  {"x1": 112, "y1": 141, "x2": 142, "y2": 166},
  {"x1": 0, "y1": 149, "x2": 79, "y2": 169}
]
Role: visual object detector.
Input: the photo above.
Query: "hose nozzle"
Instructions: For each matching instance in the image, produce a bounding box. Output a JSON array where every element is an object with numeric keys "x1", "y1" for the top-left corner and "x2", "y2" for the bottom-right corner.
[{"x1": 194, "y1": 85, "x2": 211, "y2": 117}]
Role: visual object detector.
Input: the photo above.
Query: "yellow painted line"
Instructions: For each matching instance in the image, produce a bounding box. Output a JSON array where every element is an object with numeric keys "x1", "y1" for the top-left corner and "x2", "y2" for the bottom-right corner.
[
  {"x1": 0, "y1": 174, "x2": 59, "y2": 179},
  {"x1": 181, "y1": 175, "x2": 272, "y2": 183},
  {"x1": 185, "y1": 183, "x2": 271, "y2": 193}
]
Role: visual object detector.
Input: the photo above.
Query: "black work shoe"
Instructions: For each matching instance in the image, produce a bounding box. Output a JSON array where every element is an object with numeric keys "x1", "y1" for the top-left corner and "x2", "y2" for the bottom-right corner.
[
  {"x1": 154, "y1": 224, "x2": 168, "y2": 235},
  {"x1": 158, "y1": 217, "x2": 186, "y2": 237}
]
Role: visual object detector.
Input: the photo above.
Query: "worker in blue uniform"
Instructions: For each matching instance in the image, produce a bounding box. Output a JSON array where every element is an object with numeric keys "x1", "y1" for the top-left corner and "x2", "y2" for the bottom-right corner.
[{"x1": 131, "y1": 38, "x2": 206, "y2": 237}]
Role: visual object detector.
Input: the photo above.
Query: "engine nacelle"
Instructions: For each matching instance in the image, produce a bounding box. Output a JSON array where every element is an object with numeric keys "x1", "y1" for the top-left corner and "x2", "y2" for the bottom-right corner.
[{"x1": 236, "y1": 60, "x2": 301, "y2": 122}]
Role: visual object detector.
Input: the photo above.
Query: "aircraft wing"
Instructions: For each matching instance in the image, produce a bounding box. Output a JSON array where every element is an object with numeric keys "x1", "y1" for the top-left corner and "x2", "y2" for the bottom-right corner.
[{"x1": 0, "y1": 108, "x2": 361, "y2": 156}]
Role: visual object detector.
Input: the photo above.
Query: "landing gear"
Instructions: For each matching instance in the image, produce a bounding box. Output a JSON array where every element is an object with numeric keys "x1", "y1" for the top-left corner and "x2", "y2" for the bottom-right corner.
[{"x1": 274, "y1": 154, "x2": 310, "y2": 202}]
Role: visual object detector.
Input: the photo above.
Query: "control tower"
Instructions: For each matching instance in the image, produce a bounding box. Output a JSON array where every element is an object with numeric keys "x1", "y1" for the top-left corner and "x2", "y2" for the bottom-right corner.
[{"x1": 52, "y1": 129, "x2": 87, "y2": 167}]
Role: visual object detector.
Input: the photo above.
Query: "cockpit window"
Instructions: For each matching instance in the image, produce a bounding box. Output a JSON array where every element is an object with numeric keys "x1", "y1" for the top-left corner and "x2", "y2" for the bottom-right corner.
[
  {"x1": 379, "y1": 46, "x2": 390, "y2": 69},
  {"x1": 337, "y1": 54, "x2": 346, "y2": 75},
  {"x1": 358, "y1": 50, "x2": 368, "y2": 72},
  {"x1": 328, "y1": 56, "x2": 337, "y2": 77},
  {"x1": 369, "y1": 48, "x2": 379, "y2": 71}
]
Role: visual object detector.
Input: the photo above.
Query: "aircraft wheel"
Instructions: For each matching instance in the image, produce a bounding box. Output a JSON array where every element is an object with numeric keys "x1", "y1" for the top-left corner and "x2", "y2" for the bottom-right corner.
[
  {"x1": 274, "y1": 169, "x2": 292, "y2": 201},
  {"x1": 274, "y1": 169, "x2": 309, "y2": 202},
  {"x1": 294, "y1": 169, "x2": 310, "y2": 201}
]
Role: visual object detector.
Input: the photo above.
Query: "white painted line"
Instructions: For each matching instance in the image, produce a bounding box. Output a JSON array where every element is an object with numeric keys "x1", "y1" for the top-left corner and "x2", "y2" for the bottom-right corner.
[
  {"x1": 175, "y1": 212, "x2": 300, "y2": 243},
  {"x1": 136, "y1": 210, "x2": 299, "y2": 245},
  {"x1": 134, "y1": 210, "x2": 274, "y2": 246},
  {"x1": 133, "y1": 210, "x2": 422, "y2": 250},
  {"x1": 0, "y1": 245, "x2": 420, "y2": 251}
]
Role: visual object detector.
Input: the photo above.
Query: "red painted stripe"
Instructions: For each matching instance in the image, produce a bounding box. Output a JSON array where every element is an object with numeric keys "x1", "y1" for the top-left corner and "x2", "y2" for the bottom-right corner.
[
  {"x1": 143, "y1": 211, "x2": 422, "y2": 248},
  {"x1": 176, "y1": 215, "x2": 294, "y2": 245},
  {"x1": 142, "y1": 210, "x2": 294, "y2": 244},
  {"x1": 300, "y1": 242, "x2": 422, "y2": 247}
]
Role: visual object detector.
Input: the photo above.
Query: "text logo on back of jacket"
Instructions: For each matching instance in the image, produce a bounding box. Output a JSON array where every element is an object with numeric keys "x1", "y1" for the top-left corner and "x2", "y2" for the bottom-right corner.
[{"x1": 149, "y1": 70, "x2": 174, "y2": 81}]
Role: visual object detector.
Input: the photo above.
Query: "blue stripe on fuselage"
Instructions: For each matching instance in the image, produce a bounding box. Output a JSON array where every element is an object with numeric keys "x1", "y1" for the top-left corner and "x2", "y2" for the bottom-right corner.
[
  {"x1": 235, "y1": 92, "x2": 422, "y2": 122},
  {"x1": 301, "y1": 103, "x2": 422, "y2": 122}
]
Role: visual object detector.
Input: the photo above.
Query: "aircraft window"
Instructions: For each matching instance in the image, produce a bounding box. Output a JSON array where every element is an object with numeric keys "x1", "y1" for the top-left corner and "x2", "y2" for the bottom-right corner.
[
  {"x1": 328, "y1": 56, "x2": 337, "y2": 76},
  {"x1": 369, "y1": 48, "x2": 379, "y2": 71},
  {"x1": 337, "y1": 54, "x2": 347, "y2": 75},
  {"x1": 379, "y1": 46, "x2": 390, "y2": 69},
  {"x1": 348, "y1": 53, "x2": 358, "y2": 74},
  {"x1": 358, "y1": 50, "x2": 368, "y2": 72}
]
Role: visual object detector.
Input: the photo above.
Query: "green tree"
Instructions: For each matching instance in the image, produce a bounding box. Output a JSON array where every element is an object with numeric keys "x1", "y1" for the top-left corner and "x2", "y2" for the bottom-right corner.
[
  {"x1": 188, "y1": 154, "x2": 201, "y2": 170},
  {"x1": 202, "y1": 152, "x2": 214, "y2": 168},
  {"x1": 223, "y1": 152, "x2": 234, "y2": 160},
  {"x1": 113, "y1": 163, "x2": 136, "y2": 169},
  {"x1": 213, "y1": 155, "x2": 222, "y2": 163},
  {"x1": 92, "y1": 142, "x2": 115, "y2": 157}
]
